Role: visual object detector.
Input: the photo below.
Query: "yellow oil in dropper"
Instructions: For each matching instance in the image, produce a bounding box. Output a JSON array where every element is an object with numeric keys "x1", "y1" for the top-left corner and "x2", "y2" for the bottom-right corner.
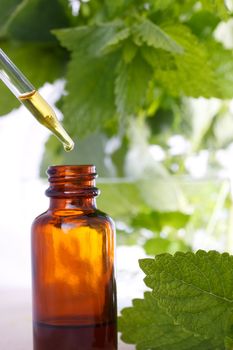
[
  {"x1": 0, "y1": 48, "x2": 74, "y2": 152},
  {"x1": 19, "y1": 90, "x2": 74, "y2": 151}
]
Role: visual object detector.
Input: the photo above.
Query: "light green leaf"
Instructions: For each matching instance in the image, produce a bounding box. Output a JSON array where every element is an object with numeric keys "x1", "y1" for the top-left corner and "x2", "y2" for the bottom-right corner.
[
  {"x1": 209, "y1": 41, "x2": 233, "y2": 98},
  {"x1": 134, "y1": 19, "x2": 183, "y2": 54},
  {"x1": 105, "y1": 0, "x2": 127, "y2": 17},
  {"x1": 144, "y1": 237, "x2": 190, "y2": 255},
  {"x1": 54, "y1": 23, "x2": 120, "y2": 54},
  {"x1": 119, "y1": 292, "x2": 214, "y2": 350},
  {"x1": 148, "y1": 0, "x2": 173, "y2": 11},
  {"x1": 141, "y1": 46, "x2": 176, "y2": 70},
  {"x1": 115, "y1": 52, "x2": 152, "y2": 115},
  {"x1": 131, "y1": 211, "x2": 190, "y2": 231},
  {"x1": 54, "y1": 23, "x2": 121, "y2": 136},
  {"x1": 98, "y1": 180, "x2": 148, "y2": 220},
  {"x1": 0, "y1": 42, "x2": 66, "y2": 116},
  {"x1": 155, "y1": 24, "x2": 218, "y2": 97},
  {"x1": 101, "y1": 27, "x2": 131, "y2": 55},
  {"x1": 140, "y1": 250, "x2": 233, "y2": 347},
  {"x1": 201, "y1": 0, "x2": 229, "y2": 20},
  {"x1": 63, "y1": 52, "x2": 118, "y2": 136},
  {"x1": 98, "y1": 175, "x2": 189, "y2": 221},
  {"x1": 149, "y1": 0, "x2": 229, "y2": 20},
  {"x1": 144, "y1": 238, "x2": 171, "y2": 255}
]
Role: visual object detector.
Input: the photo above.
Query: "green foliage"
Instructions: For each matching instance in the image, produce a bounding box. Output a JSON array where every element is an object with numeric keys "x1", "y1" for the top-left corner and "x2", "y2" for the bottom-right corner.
[
  {"x1": 119, "y1": 291, "x2": 213, "y2": 350},
  {"x1": 115, "y1": 52, "x2": 152, "y2": 116},
  {"x1": 143, "y1": 236, "x2": 189, "y2": 255},
  {"x1": 150, "y1": 0, "x2": 229, "y2": 20},
  {"x1": 156, "y1": 24, "x2": 218, "y2": 97},
  {"x1": 119, "y1": 251, "x2": 233, "y2": 349},
  {"x1": 54, "y1": 23, "x2": 120, "y2": 135},
  {"x1": 131, "y1": 211, "x2": 190, "y2": 231},
  {"x1": 98, "y1": 175, "x2": 189, "y2": 220},
  {"x1": 134, "y1": 19, "x2": 183, "y2": 54},
  {"x1": 1, "y1": 0, "x2": 232, "y2": 140}
]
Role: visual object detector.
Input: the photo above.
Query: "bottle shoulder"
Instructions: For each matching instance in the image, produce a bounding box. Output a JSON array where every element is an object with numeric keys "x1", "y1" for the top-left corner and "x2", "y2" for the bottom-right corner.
[{"x1": 32, "y1": 208, "x2": 115, "y2": 230}]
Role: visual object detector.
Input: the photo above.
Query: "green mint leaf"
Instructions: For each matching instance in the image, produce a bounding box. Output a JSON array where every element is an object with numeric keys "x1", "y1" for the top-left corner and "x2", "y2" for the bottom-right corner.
[
  {"x1": 155, "y1": 24, "x2": 217, "y2": 97},
  {"x1": 54, "y1": 23, "x2": 121, "y2": 53},
  {"x1": 134, "y1": 19, "x2": 183, "y2": 54},
  {"x1": 141, "y1": 46, "x2": 176, "y2": 70},
  {"x1": 100, "y1": 27, "x2": 131, "y2": 55},
  {"x1": 63, "y1": 51, "x2": 119, "y2": 136},
  {"x1": 54, "y1": 24, "x2": 121, "y2": 136},
  {"x1": 115, "y1": 52, "x2": 152, "y2": 115},
  {"x1": 119, "y1": 292, "x2": 213, "y2": 350},
  {"x1": 140, "y1": 250, "x2": 233, "y2": 347}
]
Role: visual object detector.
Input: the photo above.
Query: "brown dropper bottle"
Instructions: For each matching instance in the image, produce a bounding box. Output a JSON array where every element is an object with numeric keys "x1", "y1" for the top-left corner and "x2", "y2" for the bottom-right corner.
[{"x1": 31, "y1": 165, "x2": 117, "y2": 350}]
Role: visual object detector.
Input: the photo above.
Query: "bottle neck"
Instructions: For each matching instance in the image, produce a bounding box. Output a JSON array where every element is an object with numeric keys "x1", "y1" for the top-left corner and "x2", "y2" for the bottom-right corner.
[
  {"x1": 49, "y1": 197, "x2": 97, "y2": 210},
  {"x1": 46, "y1": 165, "x2": 99, "y2": 211}
]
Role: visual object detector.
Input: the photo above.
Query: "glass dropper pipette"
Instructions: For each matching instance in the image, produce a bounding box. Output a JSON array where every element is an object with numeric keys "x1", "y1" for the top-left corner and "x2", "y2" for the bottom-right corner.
[{"x1": 0, "y1": 48, "x2": 74, "y2": 151}]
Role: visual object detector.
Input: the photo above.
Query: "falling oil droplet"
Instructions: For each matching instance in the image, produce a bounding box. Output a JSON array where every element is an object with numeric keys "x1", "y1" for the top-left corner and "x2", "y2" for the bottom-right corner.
[{"x1": 64, "y1": 141, "x2": 75, "y2": 152}]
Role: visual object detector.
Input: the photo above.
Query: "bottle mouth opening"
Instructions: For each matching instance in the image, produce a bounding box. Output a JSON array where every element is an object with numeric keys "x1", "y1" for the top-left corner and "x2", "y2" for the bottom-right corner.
[
  {"x1": 47, "y1": 164, "x2": 96, "y2": 176},
  {"x1": 46, "y1": 165, "x2": 99, "y2": 198}
]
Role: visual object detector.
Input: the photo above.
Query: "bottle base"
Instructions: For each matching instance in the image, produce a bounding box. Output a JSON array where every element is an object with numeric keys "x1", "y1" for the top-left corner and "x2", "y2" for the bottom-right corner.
[{"x1": 33, "y1": 321, "x2": 117, "y2": 350}]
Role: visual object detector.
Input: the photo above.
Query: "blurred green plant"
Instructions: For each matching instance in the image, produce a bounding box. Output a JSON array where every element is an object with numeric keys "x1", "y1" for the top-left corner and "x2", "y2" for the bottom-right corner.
[
  {"x1": 1, "y1": 0, "x2": 232, "y2": 253},
  {"x1": 2, "y1": 2, "x2": 233, "y2": 347}
]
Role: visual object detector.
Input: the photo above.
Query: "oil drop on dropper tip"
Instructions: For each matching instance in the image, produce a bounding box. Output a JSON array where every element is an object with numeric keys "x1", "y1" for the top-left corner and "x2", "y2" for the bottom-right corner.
[{"x1": 0, "y1": 48, "x2": 75, "y2": 152}]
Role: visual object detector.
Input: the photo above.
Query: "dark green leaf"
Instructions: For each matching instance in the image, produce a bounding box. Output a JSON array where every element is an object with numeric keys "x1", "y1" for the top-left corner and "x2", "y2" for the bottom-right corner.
[
  {"x1": 7, "y1": 0, "x2": 70, "y2": 41},
  {"x1": 0, "y1": 0, "x2": 22, "y2": 36},
  {"x1": 188, "y1": 11, "x2": 220, "y2": 38}
]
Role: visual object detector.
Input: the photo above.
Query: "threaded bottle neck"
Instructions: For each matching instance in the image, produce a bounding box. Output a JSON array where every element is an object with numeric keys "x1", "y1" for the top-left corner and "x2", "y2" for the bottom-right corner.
[{"x1": 46, "y1": 165, "x2": 99, "y2": 198}]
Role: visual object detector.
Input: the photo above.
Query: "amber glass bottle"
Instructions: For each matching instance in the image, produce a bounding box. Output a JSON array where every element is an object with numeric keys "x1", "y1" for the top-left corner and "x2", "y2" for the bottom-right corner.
[{"x1": 31, "y1": 165, "x2": 117, "y2": 350}]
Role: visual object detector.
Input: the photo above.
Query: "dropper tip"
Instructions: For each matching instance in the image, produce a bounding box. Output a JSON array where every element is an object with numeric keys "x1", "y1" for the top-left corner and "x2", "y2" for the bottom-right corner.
[{"x1": 64, "y1": 140, "x2": 75, "y2": 152}]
